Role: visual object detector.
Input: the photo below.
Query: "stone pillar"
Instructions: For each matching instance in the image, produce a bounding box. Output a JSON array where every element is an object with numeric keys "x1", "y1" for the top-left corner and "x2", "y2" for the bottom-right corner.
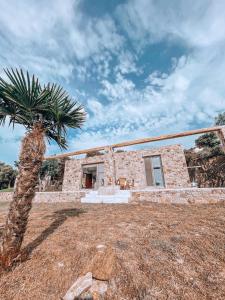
[
  {"x1": 217, "y1": 126, "x2": 225, "y2": 153},
  {"x1": 104, "y1": 146, "x2": 116, "y2": 186}
]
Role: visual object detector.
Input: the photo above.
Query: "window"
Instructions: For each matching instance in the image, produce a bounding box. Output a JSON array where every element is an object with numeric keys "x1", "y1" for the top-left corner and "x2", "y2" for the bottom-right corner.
[{"x1": 144, "y1": 156, "x2": 165, "y2": 187}]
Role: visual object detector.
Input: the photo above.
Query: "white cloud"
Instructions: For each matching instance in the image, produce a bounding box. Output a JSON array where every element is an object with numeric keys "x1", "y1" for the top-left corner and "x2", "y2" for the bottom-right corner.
[
  {"x1": 0, "y1": 0, "x2": 124, "y2": 82},
  {"x1": 116, "y1": 0, "x2": 225, "y2": 48},
  {"x1": 1, "y1": 0, "x2": 225, "y2": 161},
  {"x1": 100, "y1": 72, "x2": 137, "y2": 102},
  {"x1": 75, "y1": 43, "x2": 225, "y2": 152},
  {"x1": 114, "y1": 51, "x2": 140, "y2": 75}
]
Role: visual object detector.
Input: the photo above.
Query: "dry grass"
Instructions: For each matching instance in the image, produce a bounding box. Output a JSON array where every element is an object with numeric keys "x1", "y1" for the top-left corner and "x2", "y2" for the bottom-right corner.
[{"x1": 0, "y1": 201, "x2": 225, "y2": 299}]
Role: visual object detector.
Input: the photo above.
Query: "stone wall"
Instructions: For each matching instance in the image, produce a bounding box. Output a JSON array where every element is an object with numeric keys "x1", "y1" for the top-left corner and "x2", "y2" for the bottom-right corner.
[
  {"x1": 131, "y1": 188, "x2": 225, "y2": 204},
  {"x1": 63, "y1": 144, "x2": 191, "y2": 191},
  {"x1": 63, "y1": 154, "x2": 107, "y2": 191},
  {"x1": 114, "y1": 145, "x2": 190, "y2": 189},
  {"x1": 34, "y1": 191, "x2": 85, "y2": 203},
  {"x1": 1, "y1": 188, "x2": 225, "y2": 205},
  {"x1": 0, "y1": 191, "x2": 85, "y2": 203},
  {"x1": 0, "y1": 192, "x2": 12, "y2": 202}
]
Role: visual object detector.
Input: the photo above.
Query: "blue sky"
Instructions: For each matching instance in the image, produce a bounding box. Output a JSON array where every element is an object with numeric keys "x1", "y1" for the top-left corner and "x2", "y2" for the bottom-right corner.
[{"x1": 0, "y1": 0, "x2": 225, "y2": 164}]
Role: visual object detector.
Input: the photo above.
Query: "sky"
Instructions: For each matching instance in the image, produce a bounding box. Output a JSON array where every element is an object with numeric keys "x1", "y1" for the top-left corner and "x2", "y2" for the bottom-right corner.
[{"x1": 0, "y1": 0, "x2": 225, "y2": 164}]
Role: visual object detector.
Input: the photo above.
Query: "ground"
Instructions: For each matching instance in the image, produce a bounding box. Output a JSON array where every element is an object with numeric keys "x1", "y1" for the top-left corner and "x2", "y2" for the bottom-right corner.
[{"x1": 0, "y1": 201, "x2": 225, "y2": 300}]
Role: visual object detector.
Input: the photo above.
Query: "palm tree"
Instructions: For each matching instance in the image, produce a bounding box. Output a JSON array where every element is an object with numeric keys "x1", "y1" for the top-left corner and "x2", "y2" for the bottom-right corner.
[{"x1": 0, "y1": 69, "x2": 85, "y2": 269}]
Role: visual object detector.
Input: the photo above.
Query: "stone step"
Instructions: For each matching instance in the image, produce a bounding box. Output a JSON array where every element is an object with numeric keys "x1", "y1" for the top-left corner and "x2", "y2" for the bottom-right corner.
[
  {"x1": 81, "y1": 191, "x2": 131, "y2": 204},
  {"x1": 84, "y1": 193, "x2": 130, "y2": 199},
  {"x1": 81, "y1": 197, "x2": 129, "y2": 204},
  {"x1": 81, "y1": 188, "x2": 131, "y2": 203}
]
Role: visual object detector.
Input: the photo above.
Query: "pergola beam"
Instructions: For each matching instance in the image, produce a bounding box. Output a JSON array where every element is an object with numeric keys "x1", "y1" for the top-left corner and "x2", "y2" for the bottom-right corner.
[{"x1": 44, "y1": 126, "x2": 224, "y2": 160}]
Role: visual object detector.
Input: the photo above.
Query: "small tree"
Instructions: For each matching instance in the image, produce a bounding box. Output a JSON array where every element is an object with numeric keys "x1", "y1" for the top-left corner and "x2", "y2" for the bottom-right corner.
[
  {"x1": 0, "y1": 69, "x2": 85, "y2": 268},
  {"x1": 40, "y1": 159, "x2": 61, "y2": 180},
  {"x1": 39, "y1": 159, "x2": 66, "y2": 190},
  {"x1": 215, "y1": 112, "x2": 225, "y2": 125},
  {"x1": 0, "y1": 162, "x2": 17, "y2": 189},
  {"x1": 195, "y1": 112, "x2": 225, "y2": 149},
  {"x1": 195, "y1": 132, "x2": 220, "y2": 149},
  {"x1": 188, "y1": 112, "x2": 225, "y2": 187}
]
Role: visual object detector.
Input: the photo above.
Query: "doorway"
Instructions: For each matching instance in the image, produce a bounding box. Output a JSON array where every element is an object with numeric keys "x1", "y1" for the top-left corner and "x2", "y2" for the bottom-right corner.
[
  {"x1": 85, "y1": 173, "x2": 93, "y2": 188},
  {"x1": 81, "y1": 163, "x2": 104, "y2": 189}
]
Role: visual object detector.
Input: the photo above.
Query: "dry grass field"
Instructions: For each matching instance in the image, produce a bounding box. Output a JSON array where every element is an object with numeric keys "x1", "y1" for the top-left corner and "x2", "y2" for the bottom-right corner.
[{"x1": 0, "y1": 201, "x2": 225, "y2": 299}]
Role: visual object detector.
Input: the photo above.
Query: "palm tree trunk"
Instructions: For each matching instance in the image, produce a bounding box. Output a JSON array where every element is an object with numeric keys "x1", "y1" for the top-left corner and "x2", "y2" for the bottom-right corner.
[{"x1": 0, "y1": 123, "x2": 45, "y2": 269}]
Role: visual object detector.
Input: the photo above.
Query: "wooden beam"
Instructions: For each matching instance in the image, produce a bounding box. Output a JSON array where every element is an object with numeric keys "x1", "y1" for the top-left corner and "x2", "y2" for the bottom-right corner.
[
  {"x1": 44, "y1": 126, "x2": 224, "y2": 160},
  {"x1": 111, "y1": 126, "x2": 224, "y2": 148},
  {"x1": 45, "y1": 145, "x2": 106, "y2": 160}
]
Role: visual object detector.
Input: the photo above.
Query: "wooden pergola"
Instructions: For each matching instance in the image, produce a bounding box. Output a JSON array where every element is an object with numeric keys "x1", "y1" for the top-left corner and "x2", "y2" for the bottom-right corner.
[{"x1": 45, "y1": 126, "x2": 225, "y2": 160}]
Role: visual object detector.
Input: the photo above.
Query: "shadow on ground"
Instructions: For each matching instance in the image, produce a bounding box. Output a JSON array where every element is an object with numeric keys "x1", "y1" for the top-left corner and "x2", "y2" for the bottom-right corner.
[{"x1": 20, "y1": 208, "x2": 86, "y2": 262}]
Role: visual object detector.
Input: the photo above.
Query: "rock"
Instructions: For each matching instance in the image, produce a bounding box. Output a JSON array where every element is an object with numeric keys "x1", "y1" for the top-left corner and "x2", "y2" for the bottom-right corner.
[
  {"x1": 88, "y1": 246, "x2": 116, "y2": 281},
  {"x1": 63, "y1": 272, "x2": 92, "y2": 300},
  {"x1": 79, "y1": 291, "x2": 93, "y2": 300},
  {"x1": 57, "y1": 262, "x2": 64, "y2": 268},
  {"x1": 96, "y1": 244, "x2": 107, "y2": 252},
  {"x1": 92, "y1": 291, "x2": 100, "y2": 300},
  {"x1": 90, "y1": 279, "x2": 108, "y2": 295}
]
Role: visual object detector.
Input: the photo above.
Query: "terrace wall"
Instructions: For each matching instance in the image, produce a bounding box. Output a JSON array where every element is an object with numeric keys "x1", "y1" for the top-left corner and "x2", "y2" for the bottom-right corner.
[
  {"x1": 0, "y1": 191, "x2": 85, "y2": 203},
  {"x1": 131, "y1": 188, "x2": 225, "y2": 204},
  {"x1": 1, "y1": 188, "x2": 225, "y2": 204}
]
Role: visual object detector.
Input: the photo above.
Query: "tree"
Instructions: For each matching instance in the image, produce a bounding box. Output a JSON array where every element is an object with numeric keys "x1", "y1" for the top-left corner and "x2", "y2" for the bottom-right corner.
[
  {"x1": 0, "y1": 68, "x2": 85, "y2": 269},
  {"x1": 40, "y1": 159, "x2": 61, "y2": 180},
  {"x1": 0, "y1": 162, "x2": 17, "y2": 190},
  {"x1": 215, "y1": 112, "x2": 225, "y2": 125},
  {"x1": 188, "y1": 112, "x2": 225, "y2": 188},
  {"x1": 39, "y1": 159, "x2": 67, "y2": 190},
  {"x1": 195, "y1": 112, "x2": 225, "y2": 149},
  {"x1": 195, "y1": 132, "x2": 220, "y2": 149}
]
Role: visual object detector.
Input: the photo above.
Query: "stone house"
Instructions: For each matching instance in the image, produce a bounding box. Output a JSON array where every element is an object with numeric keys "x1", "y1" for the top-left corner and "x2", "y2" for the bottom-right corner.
[
  {"x1": 35, "y1": 126, "x2": 225, "y2": 204},
  {"x1": 62, "y1": 144, "x2": 191, "y2": 191},
  {"x1": 2, "y1": 127, "x2": 225, "y2": 205}
]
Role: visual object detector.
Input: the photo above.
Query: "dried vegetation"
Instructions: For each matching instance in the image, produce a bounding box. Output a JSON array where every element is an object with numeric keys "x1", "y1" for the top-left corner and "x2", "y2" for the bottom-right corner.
[{"x1": 0, "y1": 201, "x2": 225, "y2": 299}]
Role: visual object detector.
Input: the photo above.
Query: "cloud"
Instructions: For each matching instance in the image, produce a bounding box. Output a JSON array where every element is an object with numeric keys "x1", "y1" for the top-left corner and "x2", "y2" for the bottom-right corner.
[
  {"x1": 1, "y1": 0, "x2": 225, "y2": 162},
  {"x1": 114, "y1": 51, "x2": 140, "y2": 75},
  {"x1": 0, "y1": 0, "x2": 124, "y2": 83},
  {"x1": 76, "y1": 45, "x2": 225, "y2": 153},
  {"x1": 116, "y1": 0, "x2": 225, "y2": 48}
]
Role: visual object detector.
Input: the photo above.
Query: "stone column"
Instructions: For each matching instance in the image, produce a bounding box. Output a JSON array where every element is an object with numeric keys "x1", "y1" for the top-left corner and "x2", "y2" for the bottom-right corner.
[
  {"x1": 104, "y1": 146, "x2": 116, "y2": 186},
  {"x1": 217, "y1": 126, "x2": 225, "y2": 153}
]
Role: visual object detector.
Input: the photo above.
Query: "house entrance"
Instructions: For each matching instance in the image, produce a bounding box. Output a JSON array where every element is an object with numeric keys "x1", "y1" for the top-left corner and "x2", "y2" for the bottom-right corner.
[{"x1": 82, "y1": 163, "x2": 104, "y2": 189}]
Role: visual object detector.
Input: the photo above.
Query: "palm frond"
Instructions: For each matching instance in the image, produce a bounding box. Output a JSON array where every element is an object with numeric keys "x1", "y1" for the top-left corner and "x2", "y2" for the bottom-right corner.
[{"x1": 0, "y1": 68, "x2": 86, "y2": 149}]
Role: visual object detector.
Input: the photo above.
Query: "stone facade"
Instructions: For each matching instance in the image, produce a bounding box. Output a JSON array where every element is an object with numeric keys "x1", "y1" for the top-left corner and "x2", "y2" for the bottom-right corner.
[
  {"x1": 63, "y1": 144, "x2": 191, "y2": 191},
  {"x1": 131, "y1": 188, "x2": 225, "y2": 204}
]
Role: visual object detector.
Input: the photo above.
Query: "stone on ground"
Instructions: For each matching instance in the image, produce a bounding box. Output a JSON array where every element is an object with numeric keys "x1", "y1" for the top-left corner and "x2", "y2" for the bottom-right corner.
[
  {"x1": 63, "y1": 272, "x2": 92, "y2": 300},
  {"x1": 87, "y1": 245, "x2": 116, "y2": 281}
]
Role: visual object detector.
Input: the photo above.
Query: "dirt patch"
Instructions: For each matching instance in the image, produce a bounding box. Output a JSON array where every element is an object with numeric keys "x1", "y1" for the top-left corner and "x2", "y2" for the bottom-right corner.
[{"x1": 0, "y1": 202, "x2": 225, "y2": 299}]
